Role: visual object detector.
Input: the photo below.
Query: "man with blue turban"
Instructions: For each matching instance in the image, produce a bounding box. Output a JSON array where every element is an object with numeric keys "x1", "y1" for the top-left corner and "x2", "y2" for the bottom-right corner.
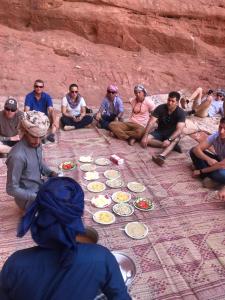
[{"x1": 0, "y1": 177, "x2": 131, "y2": 300}]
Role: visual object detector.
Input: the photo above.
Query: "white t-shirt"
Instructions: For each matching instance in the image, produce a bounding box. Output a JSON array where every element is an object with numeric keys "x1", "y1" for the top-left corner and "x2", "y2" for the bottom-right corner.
[
  {"x1": 62, "y1": 96, "x2": 86, "y2": 117},
  {"x1": 208, "y1": 99, "x2": 223, "y2": 117}
]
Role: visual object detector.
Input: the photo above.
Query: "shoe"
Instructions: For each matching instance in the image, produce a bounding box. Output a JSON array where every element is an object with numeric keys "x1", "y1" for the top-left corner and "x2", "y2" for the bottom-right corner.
[
  {"x1": 202, "y1": 177, "x2": 219, "y2": 189},
  {"x1": 64, "y1": 126, "x2": 76, "y2": 131},
  {"x1": 173, "y1": 143, "x2": 182, "y2": 153},
  {"x1": 152, "y1": 154, "x2": 165, "y2": 166},
  {"x1": 47, "y1": 133, "x2": 55, "y2": 143},
  {"x1": 128, "y1": 138, "x2": 136, "y2": 146},
  {"x1": 86, "y1": 107, "x2": 93, "y2": 114}
]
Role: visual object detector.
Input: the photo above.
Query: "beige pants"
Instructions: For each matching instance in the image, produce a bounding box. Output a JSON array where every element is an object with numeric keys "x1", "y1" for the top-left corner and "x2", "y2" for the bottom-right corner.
[{"x1": 108, "y1": 121, "x2": 145, "y2": 140}]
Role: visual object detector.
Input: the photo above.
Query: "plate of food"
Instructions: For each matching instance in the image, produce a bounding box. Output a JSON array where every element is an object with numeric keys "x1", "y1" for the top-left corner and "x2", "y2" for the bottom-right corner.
[
  {"x1": 80, "y1": 164, "x2": 96, "y2": 172},
  {"x1": 104, "y1": 169, "x2": 121, "y2": 180},
  {"x1": 91, "y1": 194, "x2": 111, "y2": 208},
  {"x1": 93, "y1": 210, "x2": 116, "y2": 225},
  {"x1": 84, "y1": 171, "x2": 99, "y2": 181},
  {"x1": 106, "y1": 178, "x2": 124, "y2": 189},
  {"x1": 79, "y1": 155, "x2": 93, "y2": 163},
  {"x1": 59, "y1": 161, "x2": 77, "y2": 171},
  {"x1": 125, "y1": 222, "x2": 148, "y2": 239},
  {"x1": 133, "y1": 197, "x2": 154, "y2": 211},
  {"x1": 95, "y1": 157, "x2": 111, "y2": 166},
  {"x1": 87, "y1": 181, "x2": 106, "y2": 193},
  {"x1": 112, "y1": 191, "x2": 131, "y2": 203},
  {"x1": 127, "y1": 181, "x2": 145, "y2": 193},
  {"x1": 113, "y1": 203, "x2": 134, "y2": 217}
]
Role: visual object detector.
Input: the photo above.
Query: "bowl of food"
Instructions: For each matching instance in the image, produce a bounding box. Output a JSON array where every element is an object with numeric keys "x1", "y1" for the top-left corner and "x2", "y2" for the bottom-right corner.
[
  {"x1": 80, "y1": 164, "x2": 96, "y2": 172},
  {"x1": 91, "y1": 194, "x2": 111, "y2": 208},
  {"x1": 79, "y1": 156, "x2": 93, "y2": 163},
  {"x1": 84, "y1": 171, "x2": 99, "y2": 181},
  {"x1": 95, "y1": 157, "x2": 111, "y2": 166},
  {"x1": 106, "y1": 179, "x2": 124, "y2": 189},
  {"x1": 59, "y1": 161, "x2": 77, "y2": 171},
  {"x1": 87, "y1": 181, "x2": 106, "y2": 193},
  {"x1": 127, "y1": 181, "x2": 145, "y2": 193},
  {"x1": 125, "y1": 222, "x2": 148, "y2": 239},
  {"x1": 104, "y1": 169, "x2": 121, "y2": 180},
  {"x1": 93, "y1": 211, "x2": 116, "y2": 225},
  {"x1": 112, "y1": 191, "x2": 131, "y2": 203},
  {"x1": 133, "y1": 197, "x2": 154, "y2": 211},
  {"x1": 112, "y1": 203, "x2": 134, "y2": 217}
]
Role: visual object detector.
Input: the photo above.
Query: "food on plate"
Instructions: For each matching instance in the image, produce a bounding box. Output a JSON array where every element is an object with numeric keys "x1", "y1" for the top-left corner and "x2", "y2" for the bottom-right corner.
[
  {"x1": 104, "y1": 169, "x2": 121, "y2": 180},
  {"x1": 84, "y1": 171, "x2": 99, "y2": 181},
  {"x1": 80, "y1": 164, "x2": 96, "y2": 172},
  {"x1": 113, "y1": 203, "x2": 134, "y2": 216},
  {"x1": 93, "y1": 211, "x2": 115, "y2": 224},
  {"x1": 79, "y1": 155, "x2": 93, "y2": 163},
  {"x1": 134, "y1": 198, "x2": 153, "y2": 211},
  {"x1": 106, "y1": 179, "x2": 124, "y2": 188},
  {"x1": 112, "y1": 191, "x2": 131, "y2": 203},
  {"x1": 59, "y1": 161, "x2": 76, "y2": 171},
  {"x1": 127, "y1": 181, "x2": 145, "y2": 193},
  {"x1": 125, "y1": 222, "x2": 148, "y2": 239},
  {"x1": 91, "y1": 195, "x2": 111, "y2": 208},
  {"x1": 87, "y1": 181, "x2": 106, "y2": 193},
  {"x1": 95, "y1": 157, "x2": 111, "y2": 166}
]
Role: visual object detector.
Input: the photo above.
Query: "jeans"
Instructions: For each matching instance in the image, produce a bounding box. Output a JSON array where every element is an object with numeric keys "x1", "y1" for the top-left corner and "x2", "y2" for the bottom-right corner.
[
  {"x1": 61, "y1": 115, "x2": 93, "y2": 129},
  {"x1": 99, "y1": 114, "x2": 117, "y2": 130},
  {"x1": 190, "y1": 148, "x2": 225, "y2": 184}
]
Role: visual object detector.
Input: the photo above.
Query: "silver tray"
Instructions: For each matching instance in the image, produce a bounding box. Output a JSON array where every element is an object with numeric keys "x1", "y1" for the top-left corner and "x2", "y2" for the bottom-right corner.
[{"x1": 112, "y1": 251, "x2": 136, "y2": 286}]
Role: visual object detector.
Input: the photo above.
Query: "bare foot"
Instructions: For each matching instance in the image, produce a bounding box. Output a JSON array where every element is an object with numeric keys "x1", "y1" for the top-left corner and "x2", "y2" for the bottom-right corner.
[
  {"x1": 128, "y1": 138, "x2": 136, "y2": 146},
  {"x1": 218, "y1": 186, "x2": 225, "y2": 200}
]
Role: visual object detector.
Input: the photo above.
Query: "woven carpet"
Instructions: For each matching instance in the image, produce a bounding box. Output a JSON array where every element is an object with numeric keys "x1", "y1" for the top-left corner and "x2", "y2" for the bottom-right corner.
[{"x1": 1, "y1": 128, "x2": 225, "y2": 300}]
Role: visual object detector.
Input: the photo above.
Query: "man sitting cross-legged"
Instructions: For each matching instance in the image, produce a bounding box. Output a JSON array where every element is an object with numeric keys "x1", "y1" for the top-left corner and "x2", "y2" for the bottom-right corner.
[
  {"x1": 109, "y1": 84, "x2": 155, "y2": 145},
  {"x1": 141, "y1": 91, "x2": 186, "y2": 166},
  {"x1": 190, "y1": 117, "x2": 225, "y2": 200}
]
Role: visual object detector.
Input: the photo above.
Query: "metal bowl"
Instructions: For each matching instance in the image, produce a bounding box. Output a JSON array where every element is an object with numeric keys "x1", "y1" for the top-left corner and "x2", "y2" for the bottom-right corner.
[{"x1": 76, "y1": 226, "x2": 99, "y2": 244}]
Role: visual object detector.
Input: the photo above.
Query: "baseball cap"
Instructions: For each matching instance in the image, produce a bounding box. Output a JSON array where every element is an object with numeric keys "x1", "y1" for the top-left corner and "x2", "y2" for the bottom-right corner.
[{"x1": 4, "y1": 98, "x2": 17, "y2": 111}]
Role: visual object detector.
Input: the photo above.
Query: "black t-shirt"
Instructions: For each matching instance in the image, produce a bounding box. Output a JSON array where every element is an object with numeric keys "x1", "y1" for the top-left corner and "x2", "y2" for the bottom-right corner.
[{"x1": 152, "y1": 104, "x2": 186, "y2": 131}]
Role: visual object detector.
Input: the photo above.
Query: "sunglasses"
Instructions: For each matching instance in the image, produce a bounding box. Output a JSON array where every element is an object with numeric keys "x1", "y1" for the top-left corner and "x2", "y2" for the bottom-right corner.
[
  {"x1": 5, "y1": 107, "x2": 16, "y2": 112},
  {"x1": 34, "y1": 85, "x2": 44, "y2": 88},
  {"x1": 107, "y1": 91, "x2": 116, "y2": 94},
  {"x1": 70, "y1": 90, "x2": 78, "y2": 94}
]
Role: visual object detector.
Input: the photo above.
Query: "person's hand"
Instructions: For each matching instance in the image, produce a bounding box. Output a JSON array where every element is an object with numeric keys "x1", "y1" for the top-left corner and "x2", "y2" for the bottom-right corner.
[
  {"x1": 192, "y1": 169, "x2": 201, "y2": 177},
  {"x1": 73, "y1": 116, "x2": 81, "y2": 122},
  {"x1": 10, "y1": 135, "x2": 20, "y2": 141},
  {"x1": 206, "y1": 157, "x2": 217, "y2": 166},
  {"x1": 162, "y1": 140, "x2": 171, "y2": 148},
  {"x1": 141, "y1": 135, "x2": 148, "y2": 148},
  {"x1": 218, "y1": 186, "x2": 225, "y2": 200},
  {"x1": 95, "y1": 112, "x2": 101, "y2": 121}
]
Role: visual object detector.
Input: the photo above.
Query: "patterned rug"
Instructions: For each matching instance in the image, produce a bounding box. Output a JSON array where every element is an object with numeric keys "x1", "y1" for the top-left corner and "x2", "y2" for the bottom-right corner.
[{"x1": 1, "y1": 127, "x2": 225, "y2": 300}]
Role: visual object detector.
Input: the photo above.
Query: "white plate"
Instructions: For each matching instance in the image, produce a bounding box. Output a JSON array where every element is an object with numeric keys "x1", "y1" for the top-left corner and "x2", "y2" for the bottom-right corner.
[
  {"x1": 80, "y1": 164, "x2": 96, "y2": 172},
  {"x1": 127, "y1": 181, "x2": 145, "y2": 193},
  {"x1": 125, "y1": 222, "x2": 148, "y2": 239},
  {"x1": 112, "y1": 191, "x2": 131, "y2": 203},
  {"x1": 95, "y1": 157, "x2": 111, "y2": 166},
  {"x1": 79, "y1": 156, "x2": 93, "y2": 163},
  {"x1": 93, "y1": 210, "x2": 116, "y2": 225},
  {"x1": 84, "y1": 171, "x2": 99, "y2": 181},
  {"x1": 133, "y1": 197, "x2": 154, "y2": 211},
  {"x1": 104, "y1": 169, "x2": 121, "y2": 180},
  {"x1": 113, "y1": 203, "x2": 134, "y2": 216},
  {"x1": 58, "y1": 161, "x2": 77, "y2": 171},
  {"x1": 106, "y1": 179, "x2": 124, "y2": 189},
  {"x1": 91, "y1": 195, "x2": 112, "y2": 208},
  {"x1": 87, "y1": 181, "x2": 106, "y2": 193}
]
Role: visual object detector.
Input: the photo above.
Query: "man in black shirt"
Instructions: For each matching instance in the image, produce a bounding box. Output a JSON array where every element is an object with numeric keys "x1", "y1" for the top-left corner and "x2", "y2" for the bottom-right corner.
[{"x1": 141, "y1": 91, "x2": 186, "y2": 166}]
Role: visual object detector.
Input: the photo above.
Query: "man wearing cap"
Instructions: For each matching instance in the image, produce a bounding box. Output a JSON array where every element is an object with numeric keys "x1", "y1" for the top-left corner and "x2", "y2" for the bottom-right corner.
[
  {"x1": 109, "y1": 84, "x2": 155, "y2": 145},
  {"x1": 0, "y1": 177, "x2": 131, "y2": 300},
  {"x1": 24, "y1": 79, "x2": 59, "y2": 143},
  {"x1": 95, "y1": 85, "x2": 124, "y2": 130},
  {"x1": 141, "y1": 91, "x2": 186, "y2": 166},
  {"x1": 0, "y1": 98, "x2": 23, "y2": 157},
  {"x1": 6, "y1": 111, "x2": 57, "y2": 210}
]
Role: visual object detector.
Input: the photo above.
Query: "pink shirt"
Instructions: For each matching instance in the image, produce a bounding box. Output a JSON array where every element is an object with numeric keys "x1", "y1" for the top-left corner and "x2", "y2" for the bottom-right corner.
[{"x1": 129, "y1": 96, "x2": 155, "y2": 127}]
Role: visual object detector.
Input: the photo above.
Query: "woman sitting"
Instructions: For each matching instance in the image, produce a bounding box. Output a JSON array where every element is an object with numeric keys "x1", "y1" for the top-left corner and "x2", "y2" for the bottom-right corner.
[{"x1": 61, "y1": 83, "x2": 93, "y2": 131}]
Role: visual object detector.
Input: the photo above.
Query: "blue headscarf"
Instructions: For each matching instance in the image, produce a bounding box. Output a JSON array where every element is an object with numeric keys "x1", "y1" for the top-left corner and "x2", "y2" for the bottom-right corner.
[{"x1": 17, "y1": 177, "x2": 85, "y2": 268}]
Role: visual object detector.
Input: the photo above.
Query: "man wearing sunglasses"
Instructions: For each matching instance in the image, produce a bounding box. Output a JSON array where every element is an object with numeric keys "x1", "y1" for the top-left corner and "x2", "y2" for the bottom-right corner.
[
  {"x1": 95, "y1": 85, "x2": 124, "y2": 130},
  {"x1": 141, "y1": 91, "x2": 186, "y2": 166},
  {"x1": 24, "y1": 79, "x2": 59, "y2": 143},
  {"x1": 0, "y1": 98, "x2": 23, "y2": 157}
]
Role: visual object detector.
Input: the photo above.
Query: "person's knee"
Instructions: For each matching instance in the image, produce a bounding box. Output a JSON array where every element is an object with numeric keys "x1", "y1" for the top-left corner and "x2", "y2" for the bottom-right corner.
[{"x1": 108, "y1": 121, "x2": 118, "y2": 131}]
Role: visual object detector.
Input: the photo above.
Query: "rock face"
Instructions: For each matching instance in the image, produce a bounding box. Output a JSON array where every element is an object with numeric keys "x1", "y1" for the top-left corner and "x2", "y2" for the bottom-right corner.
[{"x1": 0, "y1": 0, "x2": 224, "y2": 105}]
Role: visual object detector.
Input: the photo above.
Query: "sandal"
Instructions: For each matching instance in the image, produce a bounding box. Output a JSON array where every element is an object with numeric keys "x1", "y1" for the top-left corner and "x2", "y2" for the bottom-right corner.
[{"x1": 152, "y1": 154, "x2": 165, "y2": 166}]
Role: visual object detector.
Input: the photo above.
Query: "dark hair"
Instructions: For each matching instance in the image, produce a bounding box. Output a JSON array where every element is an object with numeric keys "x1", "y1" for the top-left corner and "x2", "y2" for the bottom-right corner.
[
  {"x1": 168, "y1": 91, "x2": 181, "y2": 101},
  {"x1": 220, "y1": 117, "x2": 225, "y2": 124},
  {"x1": 207, "y1": 89, "x2": 214, "y2": 95},
  {"x1": 69, "y1": 83, "x2": 78, "y2": 91},
  {"x1": 34, "y1": 79, "x2": 44, "y2": 86}
]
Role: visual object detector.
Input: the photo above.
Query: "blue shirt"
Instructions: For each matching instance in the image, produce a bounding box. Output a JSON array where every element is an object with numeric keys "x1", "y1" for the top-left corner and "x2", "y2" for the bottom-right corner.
[
  {"x1": 25, "y1": 91, "x2": 53, "y2": 115},
  {"x1": 207, "y1": 131, "x2": 225, "y2": 161},
  {"x1": 0, "y1": 244, "x2": 131, "y2": 300},
  {"x1": 100, "y1": 96, "x2": 124, "y2": 116}
]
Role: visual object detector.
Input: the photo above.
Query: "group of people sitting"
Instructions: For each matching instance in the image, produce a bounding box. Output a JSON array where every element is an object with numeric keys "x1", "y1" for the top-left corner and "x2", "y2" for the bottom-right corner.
[{"x1": 0, "y1": 80, "x2": 225, "y2": 299}]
